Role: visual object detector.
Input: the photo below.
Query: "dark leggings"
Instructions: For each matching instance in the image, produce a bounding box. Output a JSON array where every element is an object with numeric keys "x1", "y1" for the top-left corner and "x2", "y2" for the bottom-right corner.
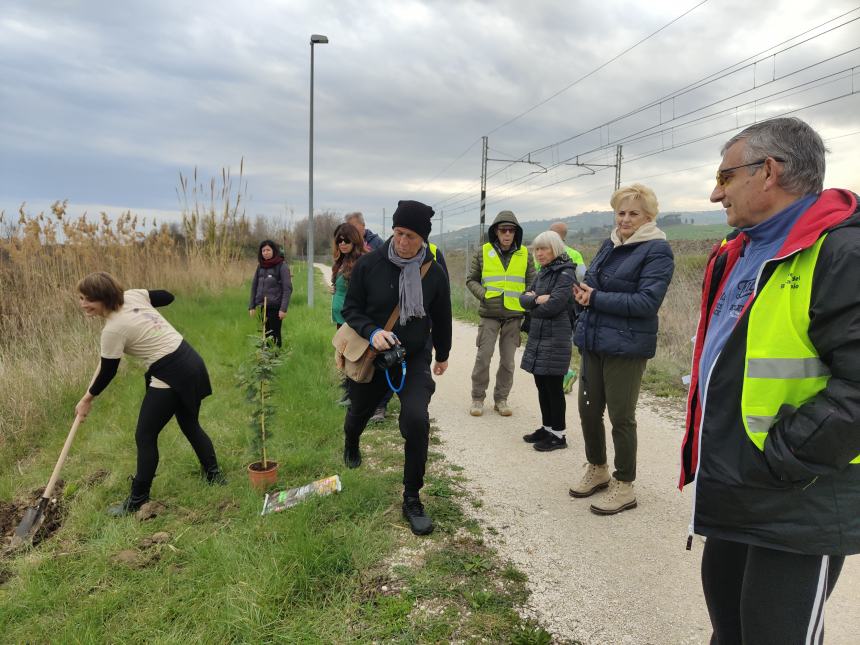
[
  {"x1": 261, "y1": 306, "x2": 283, "y2": 347},
  {"x1": 135, "y1": 387, "x2": 218, "y2": 483},
  {"x1": 702, "y1": 537, "x2": 844, "y2": 645},
  {"x1": 533, "y1": 374, "x2": 565, "y2": 431}
]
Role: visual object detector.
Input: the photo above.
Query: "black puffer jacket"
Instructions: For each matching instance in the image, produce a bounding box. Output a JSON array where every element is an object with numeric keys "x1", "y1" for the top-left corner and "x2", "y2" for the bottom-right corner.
[
  {"x1": 519, "y1": 256, "x2": 576, "y2": 376},
  {"x1": 574, "y1": 237, "x2": 674, "y2": 359}
]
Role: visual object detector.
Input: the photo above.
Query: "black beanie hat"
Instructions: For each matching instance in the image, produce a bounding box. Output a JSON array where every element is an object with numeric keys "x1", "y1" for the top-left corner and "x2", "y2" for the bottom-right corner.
[{"x1": 392, "y1": 200, "x2": 434, "y2": 241}]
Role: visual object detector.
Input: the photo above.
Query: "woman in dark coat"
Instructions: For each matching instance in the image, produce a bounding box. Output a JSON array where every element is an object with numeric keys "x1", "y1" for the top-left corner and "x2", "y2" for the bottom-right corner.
[
  {"x1": 248, "y1": 239, "x2": 292, "y2": 347},
  {"x1": 520, "y1": 230, "x2": 577, "y2": 453},
  {"x1": 569, "y1": 183, "x2": 674, "y2": 515}
]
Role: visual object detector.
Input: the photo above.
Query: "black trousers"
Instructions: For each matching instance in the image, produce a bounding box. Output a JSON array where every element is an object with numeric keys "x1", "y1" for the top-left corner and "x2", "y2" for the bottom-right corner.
[
  {"x1": 701, "y1": 537, "x2": 844, "y2": 645},
  {"x1": 135, "y1": 386, "x2": 218, "y2": 483},
  {"x1": 343, "y1": 351, "x2": 436, "y2": 497},
  {"x1": 533, "y1": 374, "x2": 565, "y2": 431},
  {"x1": 260, "y1": 306, "x2": 283, "y2": 347}
]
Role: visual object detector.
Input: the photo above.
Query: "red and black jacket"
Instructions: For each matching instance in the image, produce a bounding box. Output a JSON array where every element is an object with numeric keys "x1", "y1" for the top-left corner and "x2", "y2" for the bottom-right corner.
[{"x1": 679, "y1": 190, "x2": 860, "y2": 554}]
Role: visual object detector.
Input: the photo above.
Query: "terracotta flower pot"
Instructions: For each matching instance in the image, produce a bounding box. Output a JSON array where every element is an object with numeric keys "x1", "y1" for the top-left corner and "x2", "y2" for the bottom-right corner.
[{"x1": 247, "y1": 460, "x2": 279, "y2": 491}]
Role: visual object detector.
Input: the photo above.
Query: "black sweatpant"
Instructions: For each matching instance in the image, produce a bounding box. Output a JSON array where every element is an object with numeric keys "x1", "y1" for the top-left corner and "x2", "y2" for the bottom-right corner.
[
  {"x1": 701, "y1": 537, "x2": 845, "y2": 645},
  {"x1": 135, "y1": 386, "x2": 218, "y2": 483},
  {"x1": 343, "y1": 351, "x2": 436, "y2": 497},
  {"x1": 260, "y1": 306, "x2": 283, "y2": 347},
  {"x1": 533, "y1": 374, "x2": 565, "y2": 431}
]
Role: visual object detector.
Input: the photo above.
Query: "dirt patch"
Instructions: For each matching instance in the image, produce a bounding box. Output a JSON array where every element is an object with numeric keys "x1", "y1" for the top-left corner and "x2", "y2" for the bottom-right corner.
[
  {"x1": 135, "y1": 501, "x2": 166, "y2": 521},
  {"x1": 0, "y1": 566, "x2": 12, "y2": 585},
  {"x1": 82, "y1": 469, "x2": 110, "y2": 487},
  {"x1": 109, "y1": 532, "x2": 172, "y2": 570},
  {"x1": 138, "y1": 531, "x2": 170, "y2": 549},
  {"x1": 357, "y1": 572, "x2": 403, "y2": 601},
  {"x1": 111, "y1": 547, "x2": 161, "y2": 569},
  {"x1": 0, "y1": 482, "x2": 67, "y2": 552}
]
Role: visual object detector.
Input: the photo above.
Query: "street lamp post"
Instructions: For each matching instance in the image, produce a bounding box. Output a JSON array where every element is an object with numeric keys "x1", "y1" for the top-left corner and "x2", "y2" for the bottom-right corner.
[{"x1": 308, "y1": 33, "x2": 328, "y2": 307}]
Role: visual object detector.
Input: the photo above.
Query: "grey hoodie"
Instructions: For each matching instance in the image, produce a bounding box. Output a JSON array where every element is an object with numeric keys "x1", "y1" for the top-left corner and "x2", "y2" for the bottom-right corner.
[{"x1": 466, "y1": 211, "x2": 536, "y2": 319}]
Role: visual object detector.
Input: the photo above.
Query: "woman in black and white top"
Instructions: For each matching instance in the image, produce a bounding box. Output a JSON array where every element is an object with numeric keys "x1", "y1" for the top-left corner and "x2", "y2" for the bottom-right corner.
[{"x1": 75, "y1": 272, "x2": 225, "y2": 516}]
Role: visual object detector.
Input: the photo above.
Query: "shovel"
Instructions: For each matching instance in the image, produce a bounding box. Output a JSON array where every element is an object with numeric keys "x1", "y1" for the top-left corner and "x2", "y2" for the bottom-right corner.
[{"x1": 9, "y1": 414, "x2": 83, "y2": 549}]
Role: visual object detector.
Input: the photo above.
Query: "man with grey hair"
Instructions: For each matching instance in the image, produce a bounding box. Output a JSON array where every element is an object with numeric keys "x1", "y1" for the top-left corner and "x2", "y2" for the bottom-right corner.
[
  {"x1": 679, "y1": 116, "x2": 860, "y2": 643},
  {"x1": 546, "y1": 221, "x2": 587, "y2": 282},
  {"x1": 345, "y1": 211, "x2": 383, "y2": 251}
]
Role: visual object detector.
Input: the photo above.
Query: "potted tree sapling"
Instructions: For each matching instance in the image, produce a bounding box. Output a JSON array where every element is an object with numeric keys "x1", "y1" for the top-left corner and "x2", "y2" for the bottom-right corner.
[{"x1": 239, "y1": 298, "x2": 282, "y2": 490}]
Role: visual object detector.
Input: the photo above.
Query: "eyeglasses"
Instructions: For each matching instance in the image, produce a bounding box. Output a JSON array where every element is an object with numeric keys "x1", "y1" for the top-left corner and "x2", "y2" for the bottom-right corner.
[
  {"x1": 335, "y1": 237, "x2": 351, "y2": 245},
  {"x1": 497, "y1": 227, "x2": 516, "y2": 234},
  {"x1": 715, "y1": 157, "x2": 784, "y2": 187}
]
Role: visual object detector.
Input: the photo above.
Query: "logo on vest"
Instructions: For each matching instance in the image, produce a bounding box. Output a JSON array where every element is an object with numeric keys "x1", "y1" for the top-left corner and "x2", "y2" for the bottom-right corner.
[
  {"x1": 488, "y1": 250, "x2": 496, "y2": 258},
  {"x1": 778, "y1": 273, "x2": 800, "y2": 290}
]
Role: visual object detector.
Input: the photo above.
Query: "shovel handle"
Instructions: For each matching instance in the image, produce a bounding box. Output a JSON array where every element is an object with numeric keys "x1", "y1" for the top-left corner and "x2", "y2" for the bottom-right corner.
[{"x1": 42, "y1": 414, "x2": 83, "y2": 501}]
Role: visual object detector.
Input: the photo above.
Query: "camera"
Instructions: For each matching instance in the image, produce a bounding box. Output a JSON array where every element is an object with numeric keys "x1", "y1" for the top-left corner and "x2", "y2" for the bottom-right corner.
[{"x1": 375, "y1": 344, "x2": 406, "y2": 371}]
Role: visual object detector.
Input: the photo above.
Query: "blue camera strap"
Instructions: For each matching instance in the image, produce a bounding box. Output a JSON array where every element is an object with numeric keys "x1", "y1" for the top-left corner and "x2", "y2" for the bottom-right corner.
[{"x1": 386, "y1": 361, "x2": 406, "y2": 393}]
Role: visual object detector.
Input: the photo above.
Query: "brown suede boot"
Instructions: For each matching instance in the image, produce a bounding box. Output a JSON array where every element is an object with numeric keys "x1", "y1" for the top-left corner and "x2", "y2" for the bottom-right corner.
[{"x1": 569, "y1": 463, "x2": 610, "y2": 498}]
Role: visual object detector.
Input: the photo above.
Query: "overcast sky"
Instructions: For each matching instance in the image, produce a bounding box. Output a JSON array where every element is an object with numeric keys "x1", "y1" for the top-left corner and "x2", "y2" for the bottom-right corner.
[{"x1": 3, "y1": 0, "x2": 859, "y2": 234}]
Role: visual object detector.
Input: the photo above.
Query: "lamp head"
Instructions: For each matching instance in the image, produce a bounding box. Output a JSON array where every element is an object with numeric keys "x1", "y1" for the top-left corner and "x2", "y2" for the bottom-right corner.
[{"x1": 310, "y1": 34, "x2": 329, "y2": 44}]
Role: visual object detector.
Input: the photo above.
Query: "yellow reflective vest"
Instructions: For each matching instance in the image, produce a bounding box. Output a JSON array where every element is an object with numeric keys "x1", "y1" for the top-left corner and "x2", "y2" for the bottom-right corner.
[
  {"x1": 481, "y1": 243, "x2": 527, "y2": 312},
  {"x1": 429, "y1": 243, "x2": 438, "y2": 260},
  {"x1": 741, "y1": 233, "x2": 860, "y2": 463}
]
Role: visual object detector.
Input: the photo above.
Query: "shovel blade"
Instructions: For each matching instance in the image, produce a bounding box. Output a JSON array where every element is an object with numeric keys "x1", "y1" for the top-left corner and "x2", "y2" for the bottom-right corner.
[{"x1": 9, "y1": 502, "x2": 47, "y2": 549}]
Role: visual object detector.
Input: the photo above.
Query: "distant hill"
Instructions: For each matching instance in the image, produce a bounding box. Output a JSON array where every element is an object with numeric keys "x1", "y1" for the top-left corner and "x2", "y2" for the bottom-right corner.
[{"x1": 431, "y1": 209, "x2": 728, "y2": 249}]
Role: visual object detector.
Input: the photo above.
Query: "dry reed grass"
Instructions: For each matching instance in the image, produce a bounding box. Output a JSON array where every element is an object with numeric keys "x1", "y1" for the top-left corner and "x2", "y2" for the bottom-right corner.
[{"x1": 0, "y1": 166, "x2": 254, "y2": 456}]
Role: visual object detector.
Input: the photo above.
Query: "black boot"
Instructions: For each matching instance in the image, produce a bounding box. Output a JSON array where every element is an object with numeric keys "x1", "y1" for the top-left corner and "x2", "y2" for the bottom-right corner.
[
  {"x1": 534, "y1": 434, "x2": 567, "y2": 452},
  {"x1": 202, "y1": 463, "x2": 228, "y2": 486},
  {"x1": 402, "y1": 496, "x2": 434, "y2": 536},
  {"x1": 107, "y1": 477, "x2": 151, "y2": 517},
  {"x1": 343, "y1": 434, "x2": 362, "y2": 469}
]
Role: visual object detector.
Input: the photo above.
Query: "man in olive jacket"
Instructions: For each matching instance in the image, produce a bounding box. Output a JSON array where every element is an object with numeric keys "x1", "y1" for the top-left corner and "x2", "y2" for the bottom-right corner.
[
  {"x1": 466, "y1": 211, "x2": 535, "y2": 416},
  {"x1": 680, "y1": 117, "x2": 860, "y2": 644}
]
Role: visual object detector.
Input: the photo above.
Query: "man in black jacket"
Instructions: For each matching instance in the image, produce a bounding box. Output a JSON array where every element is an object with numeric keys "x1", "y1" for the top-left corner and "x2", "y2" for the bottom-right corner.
[
  {"x1": 341, "y1": 200, "x2": 452, "y2": 535},
  {"x1": 680, "y1": 117, "x2": 860, "y2": 643}
]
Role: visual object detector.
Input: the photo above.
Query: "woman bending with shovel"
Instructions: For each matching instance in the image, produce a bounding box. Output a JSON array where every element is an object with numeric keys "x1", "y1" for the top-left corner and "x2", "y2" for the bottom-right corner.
[{"x1": 75, "y1": 272, "x2": 226, "y2": 517}]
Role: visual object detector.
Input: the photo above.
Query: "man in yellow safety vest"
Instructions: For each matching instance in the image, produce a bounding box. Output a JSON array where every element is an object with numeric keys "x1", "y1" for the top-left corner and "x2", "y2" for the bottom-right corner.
[
  {"x1": 679, "y1": 117, "x2": 860, "y2": 643},
  {"x1": 466, "y1": 210, "x2": 535, "y2": 417}
]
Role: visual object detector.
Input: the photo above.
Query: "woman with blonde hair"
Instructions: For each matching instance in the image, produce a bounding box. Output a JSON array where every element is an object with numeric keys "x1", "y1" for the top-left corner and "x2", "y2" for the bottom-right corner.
[
  {"x1": 75, "y1": 272, "x2": 225, "y2": 516},
  {"x1": 569, "y1": 183, "x2": 674, "y2": 514},
  {"x1": 519, "y1": 230, "x2": 577, "y2": 452}
]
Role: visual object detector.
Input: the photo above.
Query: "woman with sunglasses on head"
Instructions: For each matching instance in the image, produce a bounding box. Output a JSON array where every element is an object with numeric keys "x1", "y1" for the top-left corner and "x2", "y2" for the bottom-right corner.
[
  {"x1": 331, "y1": 223, "x2": 367, "y2": 405},
  {"x1": 569, "y1": 183, "x2": 674, "y2": 515},
  {"x1": 248, "y1": 239, "x2": 292, "y2": 348}
]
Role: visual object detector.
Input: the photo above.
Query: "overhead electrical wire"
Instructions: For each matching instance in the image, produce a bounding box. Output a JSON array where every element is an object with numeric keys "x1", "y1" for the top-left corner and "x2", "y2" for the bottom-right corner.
[
  {"x1": 427, "y1": 0, "x2": 712, "y2": 202},
  {"x1": 433, "y1": 6, "x2": 860, "y2": 223}
]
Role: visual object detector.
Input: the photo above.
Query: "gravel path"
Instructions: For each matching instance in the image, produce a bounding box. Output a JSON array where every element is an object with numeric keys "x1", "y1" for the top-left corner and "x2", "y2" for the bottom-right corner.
[{"x1": 429, "y1": 317, "x2": 860, "y2": 645}]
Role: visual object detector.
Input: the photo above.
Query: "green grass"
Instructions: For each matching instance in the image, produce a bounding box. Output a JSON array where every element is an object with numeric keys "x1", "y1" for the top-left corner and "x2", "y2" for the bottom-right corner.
[
  {"x1": 663, "y1": 223, "x2": 731, "y2": 241},
  {"x1": 0, "y1": 266, "x2": 553, "y2": 643}
]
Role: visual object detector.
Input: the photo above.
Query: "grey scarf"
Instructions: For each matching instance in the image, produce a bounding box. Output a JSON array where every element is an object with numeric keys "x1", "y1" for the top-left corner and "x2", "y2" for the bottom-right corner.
[{"x1": 387, "y1": 242, "x2": 427, "y2": 326}]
